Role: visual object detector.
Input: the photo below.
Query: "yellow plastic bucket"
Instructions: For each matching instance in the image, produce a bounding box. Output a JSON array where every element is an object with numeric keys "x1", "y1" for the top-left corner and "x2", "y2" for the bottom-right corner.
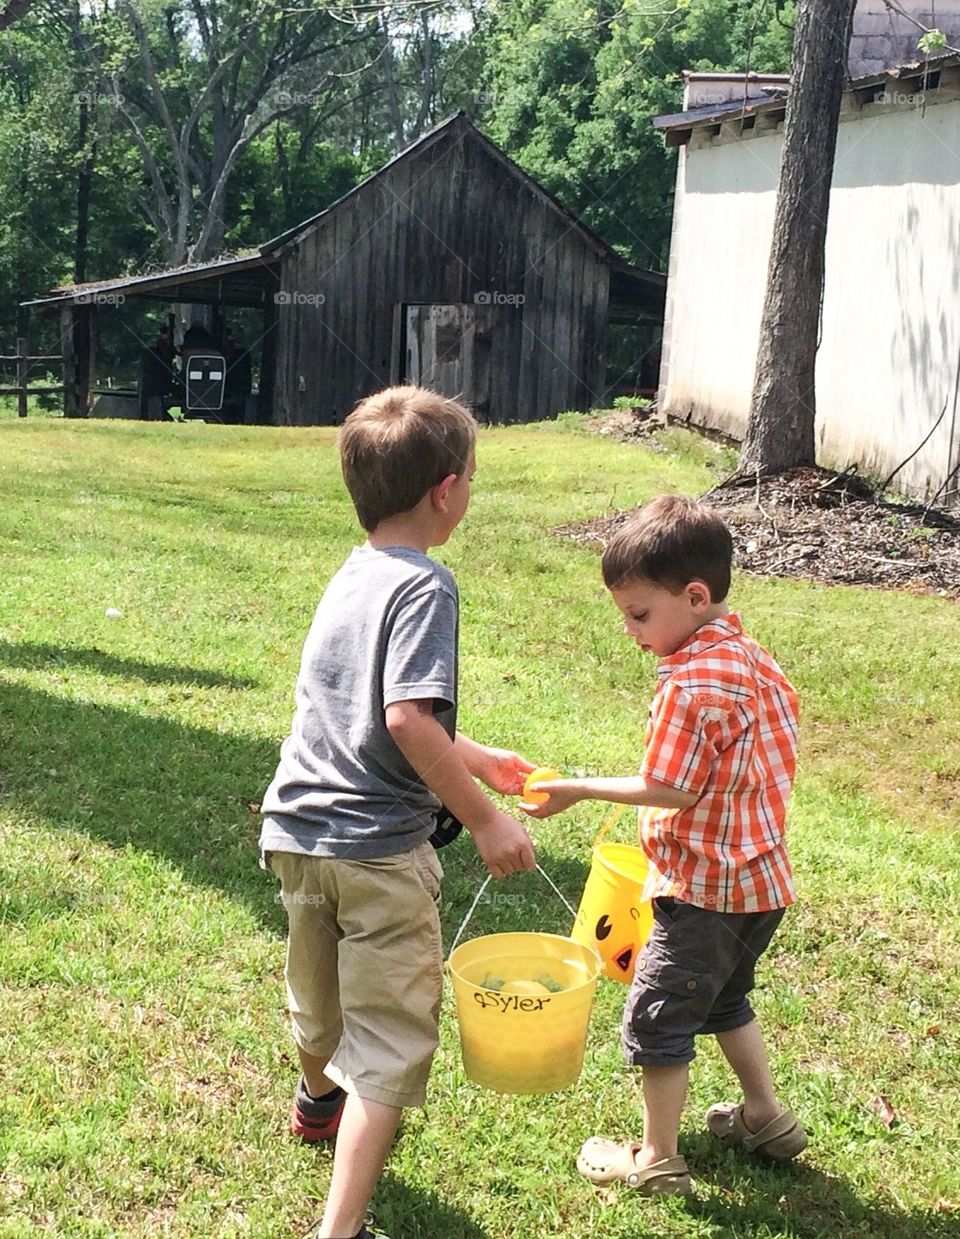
[
  {"x1": 570, "y1": 810, "x2": 655, "y2": 984},
  {"x1": 448, "y1": 931, "x2": 601, "y2": 1094}
]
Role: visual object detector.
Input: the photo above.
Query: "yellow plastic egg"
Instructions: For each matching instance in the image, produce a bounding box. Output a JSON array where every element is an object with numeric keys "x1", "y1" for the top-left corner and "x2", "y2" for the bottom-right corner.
[
  {"x1": 522, "y1": 766, "x2": 562, "y2": 805},
  {"x1": 500, "y1": 980, "x2": 552, "y2": 996}
]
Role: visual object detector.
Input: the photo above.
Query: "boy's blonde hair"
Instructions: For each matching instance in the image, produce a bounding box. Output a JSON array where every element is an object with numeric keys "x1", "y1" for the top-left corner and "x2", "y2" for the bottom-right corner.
[
  {"x1": 339, "y1": 386, "x2": 477, "y2": 532},
  {"x1": 601, "y1": 494, "x2": 733, "y2": 602}
]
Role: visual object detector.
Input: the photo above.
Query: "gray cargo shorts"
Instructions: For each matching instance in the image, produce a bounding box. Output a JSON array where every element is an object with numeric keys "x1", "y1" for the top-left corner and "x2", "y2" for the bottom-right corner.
[{"x1": 622, "y1": 896, "x2": 786, "y2": 1068}]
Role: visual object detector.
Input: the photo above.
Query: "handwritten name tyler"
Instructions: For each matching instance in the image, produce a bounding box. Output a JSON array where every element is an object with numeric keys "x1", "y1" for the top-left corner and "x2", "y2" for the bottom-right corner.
[{"x1": 472, "y1": 990, "x2": 552, "y2": 1013}]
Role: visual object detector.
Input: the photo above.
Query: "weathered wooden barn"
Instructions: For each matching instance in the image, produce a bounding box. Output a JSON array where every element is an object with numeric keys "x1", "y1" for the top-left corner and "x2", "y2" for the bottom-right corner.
[{"x1": 28, "y1": 113, "x2": 665, "y2": 425}]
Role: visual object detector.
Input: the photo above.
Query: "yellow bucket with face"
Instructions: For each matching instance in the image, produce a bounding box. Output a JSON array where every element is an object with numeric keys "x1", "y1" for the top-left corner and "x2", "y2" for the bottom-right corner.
[
  {"x1": 448, "y1": 931, "x2": 601, "y2": 1094},
  {"x1": 570, "y1": 808, "x2": 655, "y2": 984}
]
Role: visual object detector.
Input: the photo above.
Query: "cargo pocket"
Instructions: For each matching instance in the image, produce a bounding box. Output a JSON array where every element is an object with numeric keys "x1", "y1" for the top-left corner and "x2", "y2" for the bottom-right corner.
[
  {"x1": 634, "y1": 955, "x2": 710, "y2": 996},
  {"x1": 626, "y1": 956, "x2": 716, "y2": 1046}
]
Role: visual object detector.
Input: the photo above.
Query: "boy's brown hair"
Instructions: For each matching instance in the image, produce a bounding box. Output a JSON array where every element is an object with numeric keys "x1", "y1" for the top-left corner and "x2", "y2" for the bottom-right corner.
[
  {"x1": 339, "y1": 385, "x2": 477, "y2": 532},
  {"x1": 601, "y1": 494, "x2": 733, "y2": 602}
]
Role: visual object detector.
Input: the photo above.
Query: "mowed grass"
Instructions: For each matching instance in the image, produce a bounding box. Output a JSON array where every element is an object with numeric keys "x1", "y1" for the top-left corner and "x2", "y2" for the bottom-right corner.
[{"x1": 0, "y1": 417, "x2": 958, "y2": 1239}]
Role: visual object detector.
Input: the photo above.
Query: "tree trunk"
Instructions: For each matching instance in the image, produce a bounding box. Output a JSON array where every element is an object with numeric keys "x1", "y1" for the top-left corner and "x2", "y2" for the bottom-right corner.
[
  {"x1": 738, "y1": 0, "x2": 857, "y2": 475},
  {"x1": 75, "y1": 92, "x2": 93, "y2": 284}
]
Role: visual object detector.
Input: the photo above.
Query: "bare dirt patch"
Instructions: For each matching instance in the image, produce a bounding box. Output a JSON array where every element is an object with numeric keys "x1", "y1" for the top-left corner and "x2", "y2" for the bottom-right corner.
[
  {"x1": 555, "y1": 464, "x2": 960, "y2": 596},
  {"x1": 585, "y1": 404, "x2": 666, "y2": 446}
]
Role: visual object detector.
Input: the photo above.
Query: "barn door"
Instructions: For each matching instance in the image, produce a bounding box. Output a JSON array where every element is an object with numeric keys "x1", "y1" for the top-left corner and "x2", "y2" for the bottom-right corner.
[{"x1": 403, "y1": 303, "x2": 493, "y2": 418}]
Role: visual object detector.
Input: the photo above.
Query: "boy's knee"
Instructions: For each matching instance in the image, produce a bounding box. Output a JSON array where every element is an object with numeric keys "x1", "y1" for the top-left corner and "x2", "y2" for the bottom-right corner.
[{"x1": 700, "y1": 996, "x2": 755, "y2": 1036}]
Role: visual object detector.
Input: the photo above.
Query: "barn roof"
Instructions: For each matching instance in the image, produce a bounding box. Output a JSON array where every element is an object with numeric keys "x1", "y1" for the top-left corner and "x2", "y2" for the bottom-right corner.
[
  {"x1": 260, "y1": 113, "x2": 657, "y2": 278},
  {"x1": 27, "y1": 112, "x2": 663, "y2": 316},
  {"x1": 24, "y1": 252, "x2": 280, "y2": 310}
]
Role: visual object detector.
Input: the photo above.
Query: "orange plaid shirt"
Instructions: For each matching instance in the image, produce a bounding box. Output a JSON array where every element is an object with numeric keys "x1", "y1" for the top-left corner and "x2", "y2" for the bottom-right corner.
[{"x1": 639, "y1": 614, "x2": 798, "y2": 914}]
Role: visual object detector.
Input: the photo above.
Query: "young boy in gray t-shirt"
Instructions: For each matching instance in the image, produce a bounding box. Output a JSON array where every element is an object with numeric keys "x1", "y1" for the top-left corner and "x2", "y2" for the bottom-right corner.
[{"x1": 260, "y1": 386, "x2": 536, "y2": 1239}]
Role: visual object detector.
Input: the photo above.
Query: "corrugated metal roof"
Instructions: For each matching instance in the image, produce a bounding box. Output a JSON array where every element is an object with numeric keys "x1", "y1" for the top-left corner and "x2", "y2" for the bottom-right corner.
[
  {"x1": 654, "y1": 52, "x2": 959, "y2": 134},
  {"x1": 25, "y1": 252, "x2": 279, "y2": 309}
]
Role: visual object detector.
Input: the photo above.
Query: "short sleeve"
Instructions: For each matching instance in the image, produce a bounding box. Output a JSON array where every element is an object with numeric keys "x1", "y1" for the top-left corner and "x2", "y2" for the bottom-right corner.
[
  {"x1": 382, "y1": 585, "x2": 458, "y2": 709},
  {"x1": 641, "y1": 680, "x2": 719, "y2": 796}
]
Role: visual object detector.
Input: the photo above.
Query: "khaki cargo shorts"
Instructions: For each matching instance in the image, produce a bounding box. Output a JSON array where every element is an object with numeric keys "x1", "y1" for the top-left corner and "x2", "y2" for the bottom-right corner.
[{"x1": 267, "y1": 842, "x2": 444, "y2": 1109}]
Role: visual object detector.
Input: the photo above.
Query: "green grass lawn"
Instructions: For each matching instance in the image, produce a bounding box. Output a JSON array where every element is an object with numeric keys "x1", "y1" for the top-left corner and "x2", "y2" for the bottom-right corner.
[{"x1": 1, "y1": 417, "x2": 958, "y2": 1239}]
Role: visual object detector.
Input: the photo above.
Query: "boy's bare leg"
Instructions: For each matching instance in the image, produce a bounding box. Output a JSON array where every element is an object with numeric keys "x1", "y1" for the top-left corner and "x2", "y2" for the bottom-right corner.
[
  {"x1": 316, "y1": 1096, "x2": 402, "y2": 1239},
  {"x1": 715, "y1": 1019, "x2": 782, "y2": 1131},
  {"x1": 638, "y1": 1064, "x2": 689, "y2": 1164},
  {"x1": 297, "y1": 1046, "x2": 340, "y2": 1098}
]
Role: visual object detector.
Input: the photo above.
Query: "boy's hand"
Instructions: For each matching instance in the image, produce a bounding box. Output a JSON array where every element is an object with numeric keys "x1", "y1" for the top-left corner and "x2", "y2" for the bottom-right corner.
[
  {"x1": 519, "y1": 779, "x2": 585, "y2": 818},
  {"x1": 474, "y1": 746, "x2": 536, "y2": 795},
  {"x1": 471, "y1": 810, "x2": 536, "y2": 878}
]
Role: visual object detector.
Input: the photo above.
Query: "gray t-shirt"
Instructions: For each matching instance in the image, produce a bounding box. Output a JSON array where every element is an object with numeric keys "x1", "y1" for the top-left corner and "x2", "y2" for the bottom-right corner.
[{"x1": 259, "y1": 545, "x2": 458, "y2": 859}]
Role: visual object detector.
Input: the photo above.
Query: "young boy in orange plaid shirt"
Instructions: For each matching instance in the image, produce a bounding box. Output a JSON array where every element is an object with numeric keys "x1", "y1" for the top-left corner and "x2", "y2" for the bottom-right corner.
[{"x1": 523, "y1": 494, "x2": 806, "y2": 1196}]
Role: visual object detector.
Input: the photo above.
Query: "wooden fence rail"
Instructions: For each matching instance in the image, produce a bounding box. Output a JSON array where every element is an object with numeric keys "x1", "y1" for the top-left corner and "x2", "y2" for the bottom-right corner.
[{"x1": 0, "y1": 338, "x2": 63, "y2": 417}]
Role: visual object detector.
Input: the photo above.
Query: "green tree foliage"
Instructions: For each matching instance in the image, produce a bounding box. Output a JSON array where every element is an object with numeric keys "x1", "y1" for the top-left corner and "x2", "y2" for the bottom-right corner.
[
  {"x1": 0, "y1": 20, "x2": 78, "y2": 334},
  {"x1": 476, "y1": 0, "x2": 794, "y2": 269}
]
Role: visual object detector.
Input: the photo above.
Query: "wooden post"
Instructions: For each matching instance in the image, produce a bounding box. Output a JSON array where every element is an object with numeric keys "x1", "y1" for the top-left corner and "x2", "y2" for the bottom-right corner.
[
  {"x1": 61, "y1": 303, "x2": 91, "y2": 419},
  {"x1": 16, "y1": 337, "x2": 28, "y2": 418},
  {"x1": 88, "y1": 307, "x2": 97, "y2": 415},
  {"x1": 61, "y1": 306, "x2": 76, "y2": 418},
  {"x1": 258, "y1": 296, "x2": 278, "y2": 424}
]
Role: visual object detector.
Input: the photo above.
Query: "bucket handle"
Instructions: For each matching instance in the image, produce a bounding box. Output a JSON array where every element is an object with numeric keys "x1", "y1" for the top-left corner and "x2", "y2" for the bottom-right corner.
[
  {"x1": 447, "y1": 864, "x2": 578, "y2": 960},
  {"x1": 594, "y1": 803, "x2": 659, "y2": 905},
  {"x1": 592, "y1": 803, "x2": 629, "y2": 849}
]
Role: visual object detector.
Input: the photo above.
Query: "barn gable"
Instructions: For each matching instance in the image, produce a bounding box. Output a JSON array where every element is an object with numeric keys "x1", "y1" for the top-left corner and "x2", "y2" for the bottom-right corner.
[{"x1": 267, "y1": 112, "x2": 659, "y2": 425}]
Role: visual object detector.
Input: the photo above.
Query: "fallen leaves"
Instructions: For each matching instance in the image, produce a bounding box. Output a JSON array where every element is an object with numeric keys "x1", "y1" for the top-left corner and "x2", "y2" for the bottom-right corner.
[{"x1": 869, "y1": 1094, "x2": 899, "y2": 1129}]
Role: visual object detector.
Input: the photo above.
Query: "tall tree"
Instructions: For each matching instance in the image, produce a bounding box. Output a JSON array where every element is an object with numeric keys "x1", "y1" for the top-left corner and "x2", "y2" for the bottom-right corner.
[
  {"x1": 738, "y1": 0, "x2": 857, "y2": 475},
  {"x1": 61, "y1": 0, "x2": 385, "y2": 265},
  {"x1": 0, "y1": 0, "x2": 36, "y2": 31}
]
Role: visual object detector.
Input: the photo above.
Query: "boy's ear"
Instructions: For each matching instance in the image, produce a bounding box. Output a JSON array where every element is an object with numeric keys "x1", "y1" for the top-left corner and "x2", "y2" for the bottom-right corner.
[
  {"x1": 686, "y1": 579, "x2": 712, "y2": 609},
  {"x1": 432, "y1": 473, "x2": 458, "y2": 508}
]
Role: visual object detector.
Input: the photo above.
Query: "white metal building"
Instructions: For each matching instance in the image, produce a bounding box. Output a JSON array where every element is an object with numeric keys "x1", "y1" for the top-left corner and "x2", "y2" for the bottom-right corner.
[{"x1": 654, "y1": 56, "x2": 960, "y2": 502}]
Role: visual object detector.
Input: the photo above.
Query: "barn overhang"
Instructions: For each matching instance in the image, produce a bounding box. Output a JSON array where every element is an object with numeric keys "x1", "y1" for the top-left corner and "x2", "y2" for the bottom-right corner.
[
  {"x1": 23, "y1": 252, "x2": 281, "y2": 311},
  {"x1": 609, "y1": 259, "x2": 666, "y2": 325}
]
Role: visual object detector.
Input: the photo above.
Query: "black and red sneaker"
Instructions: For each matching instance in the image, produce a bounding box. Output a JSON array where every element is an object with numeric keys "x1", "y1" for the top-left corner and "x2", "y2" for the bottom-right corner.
[{"x1": 290, "y1": 1075, "x2": 346, "y2": 1142}]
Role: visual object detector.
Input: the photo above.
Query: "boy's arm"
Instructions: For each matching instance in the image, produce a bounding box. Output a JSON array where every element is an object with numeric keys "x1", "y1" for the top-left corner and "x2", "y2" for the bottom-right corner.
[
  {"x1": 520, "y1": 775, "x2": 698, "y2": 818},
  {"x1": 386, "y1": 700, "x2": 536, "y2": 878},
  {"x1": 454, "y1": 731, "x2": 535, "y2": 795}
]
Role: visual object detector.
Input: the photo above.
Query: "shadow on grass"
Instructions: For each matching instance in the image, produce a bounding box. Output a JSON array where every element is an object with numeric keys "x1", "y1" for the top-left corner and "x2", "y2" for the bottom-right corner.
[
  {"x1": 677, "y1": 1136, "x2": 957, "y2": 1239},
  {"x1": 0, "y1": 639, "x2": 256, "y2": 688},
  {"x1": 0, "y1": 675, "x2": 584, "y2": 946},
  {"x1": 0, "y1": 676, "x2": 283, "y2": 930},
  {"x1": 373, "y1": 1173, "x2": 492, "y2": 1239}
]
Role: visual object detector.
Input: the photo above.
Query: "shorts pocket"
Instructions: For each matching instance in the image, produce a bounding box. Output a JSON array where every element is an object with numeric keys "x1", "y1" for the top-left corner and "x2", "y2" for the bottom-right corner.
[
  {"x1": 412, "y1": 844, "x2": 444, "y2": 905},
  {"x1": 634, "y1": 956, "x2": 712, "y2": 1000}
]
